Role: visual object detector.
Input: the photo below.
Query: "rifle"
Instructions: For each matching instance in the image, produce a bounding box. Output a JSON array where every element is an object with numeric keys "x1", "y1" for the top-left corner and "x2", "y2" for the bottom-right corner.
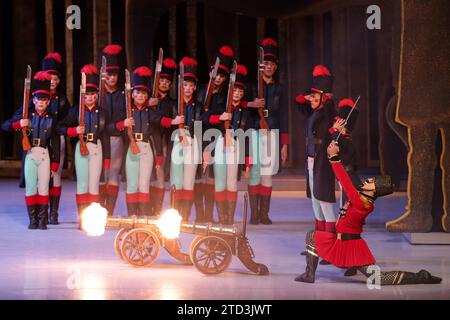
[
  {"x1": 79, "y1": 72, "x2": 89, "y2": 156},
  {"x1": 99, "y1": 56, "x2": 108, "y2": 183},
  {"x1": 125, "y1": 69, "x2": 140, "y2": 154},
  {"x1": 21, "y1": 65, "x2": 32, "y2": 151},
  {"x1": 257, "y1": 47, "x2": 269, "y2": 130},
  {"x1": 152, "y1": 48, "x2": 163, "y2": 99},
  {"x1": 203, "y1": 57, "x2": 220, "y2": 112},
  {"x1": 177, "y1": 61, "x2": 185, "y2": 142},
  {"x1": 224, "y1": 61, "x2": 237, "y2": 146},
  {"x1": 99, "y1": 56, "x2": 107, "y2": 110}
]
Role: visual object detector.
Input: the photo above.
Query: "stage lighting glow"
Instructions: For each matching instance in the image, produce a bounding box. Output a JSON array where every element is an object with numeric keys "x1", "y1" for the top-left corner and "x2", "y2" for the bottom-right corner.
[
  {"x1": 81, "y1": 203, "x2": 108, "y2": 236},
  {"x1": 157, "y1": 209, "x2": 182, "y2": 239}
]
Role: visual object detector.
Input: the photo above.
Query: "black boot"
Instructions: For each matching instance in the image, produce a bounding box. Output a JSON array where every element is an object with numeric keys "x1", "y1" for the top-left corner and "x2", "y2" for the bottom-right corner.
[
  {"x1": 259, "y1": 195, "x2": 273, "y2": 225},
  {"x1": 194, "y1": 185, "x2": 206, "y2": 222},
  {"x1": 99, "y1": 184, "x2": 108, "y2": 208},
  {"x1": 184, "y1": 199, "x2": 194, "y2": 222},
  {"x1": 216, "y1": 201, "x2": 227, "y2": 224},
  {"x1": 37, "y1": 204, "x2": 49, "y2": 230},
  {"x1": 105, "y1": 194, "x2": 118, "y2": 216},
  {"x1": 49, "y1": 195, "x2": 60, "y2": 225},
  {"x1": 152, "y1": 190, "x2": 164, "y2": 216},
  {"x1": 146, "y1": 196, "x2": 155, "y2": 216},
  {"x1": 344, "y1": 267, "x2": 358, "y2": 276},
  {"x1": 249, "y1": 194, "x2": 260, "y2": 225},
  {"x1": 205, "y1": 189, "x2": 215, "y2": 223},
  {"x1": 226, "y1": 200, "x2": 237, "y2": 225},
  {"x1": 391, "y1": 270, "x2": 442, "y2": 285},
  {"x1": 27, "y1": 205, "x2": 39, "y2": 230},
  {"x1": 295, "y1": 253, "x2": 319, "y2": 283},
  {"x1": 126, "y1": 202, "x2": 138, "y2": 216}
]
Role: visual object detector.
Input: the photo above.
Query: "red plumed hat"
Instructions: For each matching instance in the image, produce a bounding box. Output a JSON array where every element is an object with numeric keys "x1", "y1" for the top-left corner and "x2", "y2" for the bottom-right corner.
[
  {"x1": 42, "y1": 52, "x2": 63, "y2": 76},
  {"x1": 261, "y1": 37, "x2": 279, "y2": 63},
  {"x1": 32, "y1": 71, "x2": 52, "y2": 98},
  {"x1": 337, "y1": 98, "x2": 359, "y2": 132},
  {"x1": 212, "y1": 45, "x2": 235, "y2": 75},
  {"x1": 101, "y1": 44, "x2": 123, "y2": 73},
  {"x1": 132, "y1": 66, "x2": 152, "y2": 92},
  {"x1": 338, "y1": 98, "x2": 355, "y2": 108},
  {"x1": 181, "y1": 56, "x2": 198, "y2": 82},
  {"x1": 311, "y1": 64, "x2": 333, "y2": 93},
  {"x1": 81, "y1": 64, "x2": 99, "y2": 92},
  {"x1": 235, "y1": 65, "x2": 248, "y2": 89},
  {"x1": 160, "y1": 58, "x2": 177, "y2": 81}
]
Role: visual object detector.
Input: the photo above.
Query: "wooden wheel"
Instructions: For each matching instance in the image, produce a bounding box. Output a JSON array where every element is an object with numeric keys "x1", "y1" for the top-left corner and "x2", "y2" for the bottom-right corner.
[
  {"x1": 121, "y1": 228, "x2": 161, "y2": 267},
  {"x1": 189, "y1": 235, "x2": 204, "y2": 259},
  {"x1": 190, "y1": 236, "x2": 232, "y2": 275},
  {"x1": 114, "y1": 228, "x2": 129, "y2": 260}
]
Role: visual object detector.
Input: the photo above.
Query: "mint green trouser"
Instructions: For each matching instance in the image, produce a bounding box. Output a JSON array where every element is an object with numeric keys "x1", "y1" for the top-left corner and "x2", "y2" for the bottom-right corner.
[
  {"x1": 126, "y1": 141, "x2": 154, "y2": 194},
  {"x1": 213, "y1": 135, "x2": 240, "y2": 192},
  {"x1": 25, "y1": 147, "x2": 50, "y2": 196},
  {"x1": 75, "y1": 140, "x2": 103, "y2": 195},
  {"x1": 248, "y1": 130, "x2": 277, "y2": 188},
  {"x1": 170, "y1": 134, "x2": 200, "y2": 191}
]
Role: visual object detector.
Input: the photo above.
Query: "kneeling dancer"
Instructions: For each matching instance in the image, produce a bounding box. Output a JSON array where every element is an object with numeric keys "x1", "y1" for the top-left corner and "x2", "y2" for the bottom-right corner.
[{"x1": 295, "y1": 140, "x2": 442, "y2": 285}]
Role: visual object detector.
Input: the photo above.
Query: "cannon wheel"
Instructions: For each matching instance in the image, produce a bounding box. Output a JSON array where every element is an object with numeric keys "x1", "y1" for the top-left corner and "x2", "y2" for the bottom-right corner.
[
  {"x1": 121, "y1": 228, "x2": 161, "y2": 268},
  {"x1": 189, "y1": 235, "x2": 204, "y2": 258},
  {"x1": 114, "y1": 228, "x2": 129, "y2": 260},
  {"x1": 190, "y1": 236, "x2": 232, "y2": 275}
]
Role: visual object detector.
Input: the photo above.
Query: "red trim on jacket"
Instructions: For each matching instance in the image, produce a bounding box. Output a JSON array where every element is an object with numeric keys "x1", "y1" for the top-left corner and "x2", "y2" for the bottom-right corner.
[
  {"x1": 115, "y1": 121, "x2": 125, "y2": 131},
  {"x1": 51, "y1": 162, "x2": 59, "y2": 172},
  {"x1": 67, "y1": 127, "x2": 78, "y2": 137},
  {"x1": 281, "y1": 133, "x2": 289, "y2": 145},
  {"x1": 103, "y1": 159, "x2": 111, "y2": 170},
  {"x1": 12, "y1": 121, "x2": 22, "y2": 130},
  {"x1": 209, "y1": 115, "x2": 221, "y2": 124},
  {"x1": 160, "y1": 117, "x2": 173, "y2": 128}
]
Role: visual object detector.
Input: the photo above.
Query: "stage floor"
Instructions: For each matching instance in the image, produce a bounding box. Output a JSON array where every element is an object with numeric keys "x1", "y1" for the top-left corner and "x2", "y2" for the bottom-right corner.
[{"x1": 0, "y1": 179, "x2": 449, "y2": 300}]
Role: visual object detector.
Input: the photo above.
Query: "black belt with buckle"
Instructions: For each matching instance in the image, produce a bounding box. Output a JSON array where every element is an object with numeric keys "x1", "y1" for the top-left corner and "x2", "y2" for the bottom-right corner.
[
  {"x1": 263, "y1": 109, "x2": 269, "y2": 118},
  {"x1": 84, "y1": 133, "x2": 97, "y2": 143},
  {"x1": 134, "y1": 133, "x2": 144, "y2": 141},
  {"x1": 337, "y1": 233, "x2": 361, "y2": 241},
  {"x1": 32, "y1": 138, "x2": 46, "y2": 148}
]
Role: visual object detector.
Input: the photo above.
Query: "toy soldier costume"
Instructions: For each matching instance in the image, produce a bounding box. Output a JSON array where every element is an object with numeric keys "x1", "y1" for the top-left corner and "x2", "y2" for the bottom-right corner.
[
  {"x1": 58, "y1": 64, "x2": 111, "y2": 226},
  {"x1": 99, "y1": 44, "x2": 126, "y2": 216},
  {"x1": 9, "y1": 71, "x2": 61, "y2": 230}
]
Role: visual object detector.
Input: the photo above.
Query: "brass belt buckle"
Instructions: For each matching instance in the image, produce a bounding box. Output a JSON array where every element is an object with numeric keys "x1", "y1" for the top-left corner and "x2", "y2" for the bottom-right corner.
[
  {"x1": 135, "y1": 133, "x2": 143, "y2": 141},
  {"x1": 263, "y1": 109, "x2": 269, "y2": 118},
  {"x1": 87, "y1": 133, "x2": 94, "y2": 142},
  {"x1": 337, "y1": 233, "x2": 342, "y2": 240},
  {"x1": 32, "y1": 138, "x2": 41, "y2": 146}
]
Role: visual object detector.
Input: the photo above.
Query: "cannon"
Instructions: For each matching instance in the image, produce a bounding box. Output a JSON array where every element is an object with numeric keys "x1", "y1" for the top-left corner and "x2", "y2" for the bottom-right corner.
[{"x1": 105, "y1": 193, "x2": 269, "y2": 275}]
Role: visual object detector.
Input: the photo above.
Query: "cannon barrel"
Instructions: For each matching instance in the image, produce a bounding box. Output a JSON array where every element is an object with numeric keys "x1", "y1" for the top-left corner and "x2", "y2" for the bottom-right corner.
[{"x1": 107, "y1": 216, "x2": 242, "y2": 237}]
